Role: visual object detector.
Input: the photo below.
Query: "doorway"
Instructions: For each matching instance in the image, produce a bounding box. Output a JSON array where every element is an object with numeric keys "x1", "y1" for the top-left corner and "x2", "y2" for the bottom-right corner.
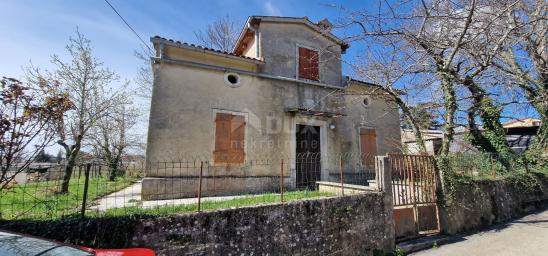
[{"x1": 295, "y1": 125, "x2": 321, "y2": 189}]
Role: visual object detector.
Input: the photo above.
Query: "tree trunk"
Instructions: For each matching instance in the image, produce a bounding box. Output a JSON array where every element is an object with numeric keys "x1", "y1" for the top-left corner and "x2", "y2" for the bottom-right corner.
[
  {"x1": 532, "y1": 102, "x2": 548, "y2": 150},
  {"x1": 403, "y1": 107, "x2": 428, "y2": 154},
  {"x1": 60, "y1": 145, "x2": 81, "y2": 193},
  {"x1": 60, "y1": 156, "x2": 75, "y2": 193},
  {"x1": 108, "y1": 161, "x2": 118, "y2": 181},
  {"x1": 440, "y1": 75, "x2": 457, "y2": 156},
  {"x1": 380, "y1": 87, "x2": 428, "y2": 154}
]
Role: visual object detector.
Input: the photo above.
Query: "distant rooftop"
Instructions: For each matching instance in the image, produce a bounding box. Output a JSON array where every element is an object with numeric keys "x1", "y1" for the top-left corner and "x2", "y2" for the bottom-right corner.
[{"x1": 503, "y1": 118, "x2": 541, "y2": 129}]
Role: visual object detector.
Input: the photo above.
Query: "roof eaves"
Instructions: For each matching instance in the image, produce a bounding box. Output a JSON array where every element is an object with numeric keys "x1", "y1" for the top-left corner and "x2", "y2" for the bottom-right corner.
[
  {"x1": 151, "y1": 36, "x2": 264, "y2": 64},
  {"x1": 237, "y1": 16, "x2": 349, "y2": 51}
]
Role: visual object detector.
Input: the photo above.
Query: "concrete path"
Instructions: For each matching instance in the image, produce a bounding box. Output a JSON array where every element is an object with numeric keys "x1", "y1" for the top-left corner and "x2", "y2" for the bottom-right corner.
[
  {"x1": 411, "y1": 208, "x2": 548, "y2": 256},
  {"x1": 90, "y1": 180, "x2": 255, "y2": 211}
]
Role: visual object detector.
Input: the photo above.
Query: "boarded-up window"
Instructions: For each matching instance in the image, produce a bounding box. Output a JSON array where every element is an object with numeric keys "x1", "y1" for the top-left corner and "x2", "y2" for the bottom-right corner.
[
  {"x1": 298, "y1": 47, "x2": 319, "y2": 81},
  {"x1": 214, "y1": 113, "x2": 245, "y2": 164},
  {"x1": 360, "y1": 128, "x2": 377, "y2": 167}
]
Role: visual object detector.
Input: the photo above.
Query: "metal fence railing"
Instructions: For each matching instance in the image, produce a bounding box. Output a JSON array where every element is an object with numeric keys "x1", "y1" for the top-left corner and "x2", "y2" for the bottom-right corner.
[{"x1": 0, "y1": 153, "x2": 380, "y2": 220}]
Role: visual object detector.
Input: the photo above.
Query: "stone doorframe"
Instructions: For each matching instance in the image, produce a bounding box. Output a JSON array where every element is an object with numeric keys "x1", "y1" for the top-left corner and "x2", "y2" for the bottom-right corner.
[{"x1": 289, "y1": 116, "x2": 329, "y2": 183}]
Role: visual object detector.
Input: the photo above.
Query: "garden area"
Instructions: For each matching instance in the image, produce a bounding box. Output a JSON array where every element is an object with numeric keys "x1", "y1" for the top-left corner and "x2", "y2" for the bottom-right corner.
[
  {"x1": 0, "y1": 174, "x2": 135, "y2": 220},
  {"x1": 0, "y1": 169, "x2": 335, "y2": 220}
]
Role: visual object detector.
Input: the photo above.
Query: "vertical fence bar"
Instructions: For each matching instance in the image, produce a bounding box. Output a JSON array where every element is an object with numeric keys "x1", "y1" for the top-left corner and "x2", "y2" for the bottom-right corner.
[
  {"x1": 280, "y1": 159, "x2": 284, "y2": 203},
  {"x1": 81, "y1": 163, "x2": 91, "y2": 218},
  {"x1": 197, "y1": 161, "x2": 203, "y2": 212},
  {"x1": 339, "y1": 155, "x2": 344, "y2": 196}
]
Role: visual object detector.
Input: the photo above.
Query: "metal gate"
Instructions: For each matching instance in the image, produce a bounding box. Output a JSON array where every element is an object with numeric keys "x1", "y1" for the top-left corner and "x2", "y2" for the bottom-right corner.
[
  {"x1": 295, "y1": 125, "x2": 321, "y2": 190},
  {"x1": 388, "y1": 153, "x2": 440, "y2": 239}
]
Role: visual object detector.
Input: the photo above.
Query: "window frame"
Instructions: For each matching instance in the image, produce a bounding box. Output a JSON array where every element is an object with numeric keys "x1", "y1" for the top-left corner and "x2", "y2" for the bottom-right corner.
[{"x1": 296, "y1": 44, "x2": 320, "y2": 82}]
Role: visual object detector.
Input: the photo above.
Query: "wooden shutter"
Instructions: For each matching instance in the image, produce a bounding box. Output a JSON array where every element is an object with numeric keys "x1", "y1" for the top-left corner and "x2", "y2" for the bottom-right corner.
[
  {"x1": 360, "y1": 128, "x2": 378, "y2": 155},
  {"x1": 229, "y1": 115, "x2": 245, "y2": 163},
  {"x1": 298, "y1": 47, "x2": 319, "y2": 81},
  {"x1": 308, "y1": 50, "x2": 319, "y2": 81},
  {"x1": 214, "y1": 113, "x2": 232, "y2": 163},
  {"x1": 360, "y1": 128, "x2": 377, "y2": 168},
  {"x1": 214, "y1": 113, "x2": 245, "y2": 164},
  {"x1": 298, "y1": 47, "x2": 309, "y2": 79}
]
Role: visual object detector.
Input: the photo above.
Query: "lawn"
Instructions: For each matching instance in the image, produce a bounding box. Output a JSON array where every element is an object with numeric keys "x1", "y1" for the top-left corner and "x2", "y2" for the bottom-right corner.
[
  {"x1": 0, "y1": 175, "x2": 134, "y2": 220},
  {"x1": 1, "y1": 177, "x2": 334, "y2": 220},
  {"x1": 98, "y1": 190, "x2": 334, "y2": 217}
]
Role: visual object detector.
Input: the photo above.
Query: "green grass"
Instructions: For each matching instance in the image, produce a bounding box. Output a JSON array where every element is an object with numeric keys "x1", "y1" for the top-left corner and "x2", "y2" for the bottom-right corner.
[
  {"x1": 98, "y1": 190, "x2": 334, "y2": 217},
  {"x1": 0, "y1": 175, "x2": 134, "y2": 220}
]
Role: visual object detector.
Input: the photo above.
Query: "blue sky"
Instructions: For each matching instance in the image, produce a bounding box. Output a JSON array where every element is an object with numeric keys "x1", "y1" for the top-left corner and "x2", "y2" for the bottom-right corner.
[
  {"x1": 0, "y1": 0, "x2": 374, "y2": 154},
  {"x1": 0, "y1": 0, "x2": 371, "y2": 81},
  {"x1": 0, "y1": 0, "x2": 536, "y2": 153}
]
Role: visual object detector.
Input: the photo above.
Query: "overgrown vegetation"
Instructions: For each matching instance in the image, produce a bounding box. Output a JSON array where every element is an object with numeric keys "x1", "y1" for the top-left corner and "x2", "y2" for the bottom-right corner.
[{"x1": 437, "y1": 152, "x2": 548, "y2": 207}]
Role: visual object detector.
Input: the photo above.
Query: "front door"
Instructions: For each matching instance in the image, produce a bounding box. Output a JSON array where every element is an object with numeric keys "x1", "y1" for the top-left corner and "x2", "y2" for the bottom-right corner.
[{"x1": 296, "y1": 125, "x2": 321, "y2": 190}]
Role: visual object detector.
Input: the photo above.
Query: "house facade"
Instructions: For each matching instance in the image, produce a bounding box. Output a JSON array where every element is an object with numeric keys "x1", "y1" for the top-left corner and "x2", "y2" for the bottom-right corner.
[{"x1": 143, "y1": 16, "x2": 401, "y2": 200}]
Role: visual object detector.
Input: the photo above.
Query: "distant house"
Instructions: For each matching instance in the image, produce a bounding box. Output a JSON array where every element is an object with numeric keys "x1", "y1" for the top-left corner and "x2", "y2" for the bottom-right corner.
[
  {"x1": 401, "y1": 128, "x2": 477, "y2": 155},
  {"x1": 402, "y1": 118, "x2": 543, "y2": 155},
  {"x1": 504, "y1": 118, "x2": 542, "y2": 153},
  {"x1": 143, "y1": 16, "x2": 402, "y2": 200}
]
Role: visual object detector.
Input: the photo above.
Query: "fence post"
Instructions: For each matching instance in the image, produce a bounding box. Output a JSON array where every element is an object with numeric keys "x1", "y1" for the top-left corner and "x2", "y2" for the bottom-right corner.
[
  {"x1": 280, "y1": 159, "x2": 284, "y2": 203},
  {"x1": 197, "y1": 161, "x2": 203, "y2": 212},
  {"x1": 81, "y1": 163, "x2": 91, "y2": 218},
  {"x1": 339, "y1": 155, "x2": 344, "y2": 196},
  {"x1": 375, "y1": 155, "x2": 395, "y2": 251}
]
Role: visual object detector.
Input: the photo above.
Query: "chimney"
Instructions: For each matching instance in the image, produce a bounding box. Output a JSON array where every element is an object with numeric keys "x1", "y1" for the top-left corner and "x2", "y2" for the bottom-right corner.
[{"x1": 316, "y1": 18, "x2": 333, "y2": 32}]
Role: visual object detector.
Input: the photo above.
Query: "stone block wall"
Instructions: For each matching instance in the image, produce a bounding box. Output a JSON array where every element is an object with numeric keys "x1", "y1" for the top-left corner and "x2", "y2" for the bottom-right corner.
[
  {"x1": 0, "y1": 192, "x2": 394, "y2": 255},
  {"x1": 440, "y1": 173, "x2": 548, "y2": 234}
]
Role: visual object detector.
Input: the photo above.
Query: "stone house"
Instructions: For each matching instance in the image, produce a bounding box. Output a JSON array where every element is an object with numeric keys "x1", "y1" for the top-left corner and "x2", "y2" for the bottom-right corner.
[{"x1": 143, "y1": 16, "x2": 401, "y2": 200}]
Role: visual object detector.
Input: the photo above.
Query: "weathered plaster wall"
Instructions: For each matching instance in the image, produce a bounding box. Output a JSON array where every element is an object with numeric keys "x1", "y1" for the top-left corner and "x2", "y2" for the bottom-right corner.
[
  {"x1": 144, "y1": 55, "x2": 400, "y2": 199},
  {"x1": 144, "y1": 22, "x2": 401, "y2": 199},
  {"x1": 258, "y1": 22, "x2": 343, "y2": 86},
  {"x1": 440, "y1": 173, "x2": 548, "y2": 234},
  {"x1": 0, "y1": 192, "x2": 395, "y2": 256}
]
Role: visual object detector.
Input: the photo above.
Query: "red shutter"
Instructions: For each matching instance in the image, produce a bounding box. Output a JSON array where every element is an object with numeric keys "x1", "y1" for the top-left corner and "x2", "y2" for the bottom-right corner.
[
  {"x1": 309, "y1": 50, "x2": 319, "y2": 81},
  {"x1": 298, "y1": 47, "x2": 309, "y2": 79},
  {"x1": 298, "y1": 47, "x2": 319, "y2": 81}
]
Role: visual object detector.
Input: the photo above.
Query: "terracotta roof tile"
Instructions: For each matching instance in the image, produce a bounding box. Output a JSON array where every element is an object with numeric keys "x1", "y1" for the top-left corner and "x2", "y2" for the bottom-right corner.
[{"x1": 152, "y1": 36, "x2": 263, "y2": 62}]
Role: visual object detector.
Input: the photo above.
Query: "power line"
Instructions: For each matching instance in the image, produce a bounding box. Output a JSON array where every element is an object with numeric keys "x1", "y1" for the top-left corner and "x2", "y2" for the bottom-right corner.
[{"x1": 103, "y1": 0, "x2": 154, "y2": 55}]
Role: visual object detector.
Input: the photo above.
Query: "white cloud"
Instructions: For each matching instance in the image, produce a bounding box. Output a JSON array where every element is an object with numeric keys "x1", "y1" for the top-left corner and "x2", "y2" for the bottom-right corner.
[{"x1": 263, "y1": 1, "x2": 282, "y2": 16}]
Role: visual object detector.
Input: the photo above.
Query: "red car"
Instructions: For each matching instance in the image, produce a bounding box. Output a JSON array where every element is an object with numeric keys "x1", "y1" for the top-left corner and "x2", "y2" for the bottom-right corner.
[{"x1": 0, "y1": 230, "x2": 155, "y2": 256}]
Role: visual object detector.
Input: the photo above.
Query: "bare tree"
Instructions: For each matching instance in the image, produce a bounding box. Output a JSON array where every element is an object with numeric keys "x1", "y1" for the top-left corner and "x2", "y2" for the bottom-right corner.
[
  {"x1": 342, "y1": 0, "x2": 530, "y2": 159},
  {"x1": 134, "y1": 47, "x2": 154, "y2": 99},
  {"x1": 134, "y1": 15, "x2": 240, "y2": 99},
  {"x1": 0, "y1": 77, "x2": 72, "y2": 191},
  {"x1": 90, "y1": 101, "x2": 139, "y2": 181},
  {"x1": 194, "y1": 15, "x2": 240, "y2": 52},
  {"x1": 495, "y1": 0, "x2": 547, "y2": 150},
  {"x1": 27, "y1": 30, "x2": 126, "y2": 193}
]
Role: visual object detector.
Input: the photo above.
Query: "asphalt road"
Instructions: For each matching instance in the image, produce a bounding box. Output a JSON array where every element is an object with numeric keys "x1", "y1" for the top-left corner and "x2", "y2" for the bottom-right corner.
[{"x1": 411, "y1": 208, "x2": 548, "y2": 256}]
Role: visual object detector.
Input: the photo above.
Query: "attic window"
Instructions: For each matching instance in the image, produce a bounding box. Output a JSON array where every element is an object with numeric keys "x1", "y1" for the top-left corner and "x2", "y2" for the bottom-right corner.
[{"x1": 298, "y1": 47, "x2": 319, "y2": 81}]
